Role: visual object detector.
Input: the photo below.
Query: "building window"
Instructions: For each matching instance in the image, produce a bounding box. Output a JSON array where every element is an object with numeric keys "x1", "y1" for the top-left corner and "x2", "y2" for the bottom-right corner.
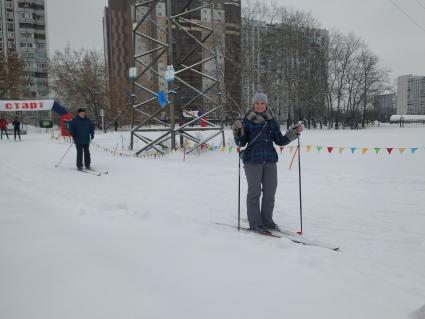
[
  {"x1": 21, "y1": 32, "x2": 33, "y2": 38},
  {"x1": 34, "y1": 33, "x2": 45, "y2": 40},
  {"x1": 20, "y1": 42, "x2": 34, "y2": 48}
]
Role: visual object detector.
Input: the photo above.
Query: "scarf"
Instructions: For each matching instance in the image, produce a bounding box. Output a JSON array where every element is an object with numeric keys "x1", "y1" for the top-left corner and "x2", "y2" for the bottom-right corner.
[{"x1": 245, "y1": 108, "x2": 273, "y2": 124}]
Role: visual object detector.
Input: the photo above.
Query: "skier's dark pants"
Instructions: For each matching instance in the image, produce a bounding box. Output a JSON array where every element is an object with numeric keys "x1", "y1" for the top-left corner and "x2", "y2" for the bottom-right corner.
[
  {"x1": 75, "y1": 144, "x2": 91, "y2": 168},
  {"x1": 14, "y1": 127, "x2": 21, "y2": 140},
  {"x1": 244, "y1": 162, "x2": 278, "y2": 228},
  {"x1": 1, "y1": 128, "x2": 9, "y2": 139}
]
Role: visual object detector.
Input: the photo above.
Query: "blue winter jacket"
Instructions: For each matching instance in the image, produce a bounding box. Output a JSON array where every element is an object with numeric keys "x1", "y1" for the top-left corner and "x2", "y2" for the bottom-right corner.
[
  {"x1": 235, "y1": 117, "x2": 292, "y2": 164},
  {"x1": 69, "y1": 116, "x2": 95, "y2": 145}
]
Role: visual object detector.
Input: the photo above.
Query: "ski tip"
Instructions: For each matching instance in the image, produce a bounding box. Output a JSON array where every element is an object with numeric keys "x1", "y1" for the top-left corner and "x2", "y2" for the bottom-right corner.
[{"x1": 297, "y1": 231, "x2": 303, "y2": 235}]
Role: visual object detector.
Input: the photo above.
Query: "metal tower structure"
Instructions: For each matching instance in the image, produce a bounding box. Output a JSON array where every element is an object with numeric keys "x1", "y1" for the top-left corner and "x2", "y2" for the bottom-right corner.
[{"x1": 130, "y1": 0, "x2": 226, "y2": 155}]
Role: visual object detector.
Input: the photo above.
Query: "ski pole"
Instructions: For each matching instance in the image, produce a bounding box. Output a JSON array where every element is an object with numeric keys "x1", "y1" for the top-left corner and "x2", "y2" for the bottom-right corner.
[
  {"x1": 55, "y1": 143, "x2": 73, "y2": 167},
  {"x1": 237, "y1": 149, "x2": 241, "y2": 231},
  {"x1": 297, "y1": 133, "x2": 303, "y2": 235}
]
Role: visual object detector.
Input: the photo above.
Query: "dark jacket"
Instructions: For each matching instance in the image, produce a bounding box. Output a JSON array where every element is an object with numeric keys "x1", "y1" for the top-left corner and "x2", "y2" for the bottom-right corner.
[
  {"x1": 69, "y1": 116, "x2": 95, "y2": 145},
  {"x1": 12, "y1": 120, "x2": 20, "y2": 129},
  {"x1": 235, "y1": 115, "x2": 293, "y2": 164}
]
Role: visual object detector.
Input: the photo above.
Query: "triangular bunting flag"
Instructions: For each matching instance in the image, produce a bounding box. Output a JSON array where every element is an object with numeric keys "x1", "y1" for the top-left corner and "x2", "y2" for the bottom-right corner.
[
  {"x1": 338, "y1": 147, "x2": 345, "y2": 154},
  {"x1": 327, "y1": 147, "x2": 334, "y2": 153},
  {"x1": 306, "y1": 145, "x2": 312, "y2": 152},
  {"x1": 362, "y1": 148, "x2": 368, "y2": 155},
  {"x1": 351, "y1": 148, "x2": 357, "y2": 154},
  {"x1": 399, "y1": 148, "x2": 406, "y2": 154},
  {"x1": 386, "y1": 148, "x2": 393, "y2": 155},
  {"x1": 317, "y1": 146, "x2": 323, "y2": 152},
  {"x1": 237, "y1": 147, "x2": 241, "y2": 153},
  {"x1": 411, "y1": 148, "x2": 418, "y2": 154},
  {"x1": 374, "y1": 147, "x2": 381, "y2": 154},
  {"x1": 280, "y1": 146, "x2": 284, "y2": 154}
]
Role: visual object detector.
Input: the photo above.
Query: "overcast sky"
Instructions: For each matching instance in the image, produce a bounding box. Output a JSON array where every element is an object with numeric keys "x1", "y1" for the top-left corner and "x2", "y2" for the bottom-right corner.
[{"x1": 46, "y1": 0, "x2": 425, "y2": 84}]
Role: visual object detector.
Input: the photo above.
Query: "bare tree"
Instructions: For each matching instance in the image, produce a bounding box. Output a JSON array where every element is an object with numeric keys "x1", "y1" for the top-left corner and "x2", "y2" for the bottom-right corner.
[
  {"x1": 328, "y1": 32, "x2": 362, "y2": 128},
  {"x1": 49, "y1": 47, "x2": 108, "y2": 126},
  {"x1": 0, "y1": 51, "x2": 27, "y2": 99},
  {"x1": 239, "y1": 1, "x2": 390, "y2": 129},
  {"x1": 327, "y1": 32, "x2": 390, "y2": 129},
  {"x1": 357, "y1": 49, "x2": 390, "y2": 127}
]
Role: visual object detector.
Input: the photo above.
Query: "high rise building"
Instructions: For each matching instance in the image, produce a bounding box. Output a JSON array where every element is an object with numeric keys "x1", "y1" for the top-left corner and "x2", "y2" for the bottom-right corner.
[
  {"x1": 103, "y1": 0, "x2": 132, "y2": 119},
  {"x1": 397, "y1": 75, "x2": 425, "y2": 115},
  {"x1": 374, "y1": 93, "x2": 396, "y2": 122},
  {"x1": 0, "y1": 0, "x2": 49, "y2": 99}
]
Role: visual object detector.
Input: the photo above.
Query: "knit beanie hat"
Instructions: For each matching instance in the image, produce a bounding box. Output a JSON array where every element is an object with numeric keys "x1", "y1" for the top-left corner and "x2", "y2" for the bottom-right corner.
[
  {"x1": 252, "y1": 90, "x2": 268, "y2": 108},
  {"x1": 77, "y1": 108, "x2": 86, "y2": 113}
]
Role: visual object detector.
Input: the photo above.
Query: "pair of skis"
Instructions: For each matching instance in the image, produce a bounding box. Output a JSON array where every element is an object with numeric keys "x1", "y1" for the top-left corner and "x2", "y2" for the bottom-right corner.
[
  {"x1": 216, "y1": 222, "x2": 340, "y2": 251},
  {"x1": 79, "y1": 168, "x2": 109, "y2": 176}
]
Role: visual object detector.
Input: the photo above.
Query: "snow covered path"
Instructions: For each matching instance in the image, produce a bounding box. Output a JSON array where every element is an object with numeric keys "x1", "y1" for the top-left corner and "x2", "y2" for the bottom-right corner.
[{"x1": 1, "y1": 127, "x2": 424, "y2": 319}]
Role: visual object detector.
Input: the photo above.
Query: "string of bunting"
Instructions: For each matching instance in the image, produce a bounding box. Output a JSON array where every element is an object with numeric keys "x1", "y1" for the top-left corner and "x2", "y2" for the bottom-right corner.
[
  {"x1": 90, "y1": 142, "x2": 166, "y2": 159},
  {"x1": 92, "y1": 142, "x2": 423, "y2": 157},
  {"x1": 57, "y1": 138, "x2": 423, "y2": 159},
  {"x1": 203, "y1": 144, "x2": 423, "y2": 156}
]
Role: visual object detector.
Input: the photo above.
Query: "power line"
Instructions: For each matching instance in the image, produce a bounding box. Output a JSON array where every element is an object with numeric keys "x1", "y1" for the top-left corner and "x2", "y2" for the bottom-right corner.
[
  {"x1": 388, "y1": 0, "x2": 425, "y2": 33},
  {"x1": 414, "y1": 0, "x2": 425, "y2": 11}
]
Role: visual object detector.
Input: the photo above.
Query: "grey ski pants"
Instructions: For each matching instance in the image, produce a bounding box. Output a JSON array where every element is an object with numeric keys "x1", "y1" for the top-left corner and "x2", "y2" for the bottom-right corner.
[{"x1": 244, "y1": 162, "x2": 278, "y2": 228}]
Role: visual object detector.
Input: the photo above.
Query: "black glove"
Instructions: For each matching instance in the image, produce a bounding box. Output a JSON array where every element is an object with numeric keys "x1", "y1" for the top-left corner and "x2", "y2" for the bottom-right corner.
[
  {"x1": 91, "y1": 134, "x2": 94, "y2": 140},
  {"x1": 231, "y1": 120, "x2": 244, "y2": 137}
]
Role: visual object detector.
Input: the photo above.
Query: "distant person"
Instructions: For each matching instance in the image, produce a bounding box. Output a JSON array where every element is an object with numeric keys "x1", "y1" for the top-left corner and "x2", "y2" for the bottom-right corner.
[
  {"x1": 69, "y1": 108, "x2": 95, "y2": 171},
  {"x1": 12, "y1": 116, "x2": 21, "y2": 141},
  {"x1": 114, "y1": 120, "x2": 118, "y2": 131},
  {"x1": 0, "y1": 116, "x2": 9, "y2": 140}
]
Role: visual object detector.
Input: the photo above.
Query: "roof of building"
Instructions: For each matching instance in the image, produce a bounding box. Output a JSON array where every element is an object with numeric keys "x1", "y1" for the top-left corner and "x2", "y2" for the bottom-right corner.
[{"x1": 390, "y1": 115, "x2": 425, "y2": 122}]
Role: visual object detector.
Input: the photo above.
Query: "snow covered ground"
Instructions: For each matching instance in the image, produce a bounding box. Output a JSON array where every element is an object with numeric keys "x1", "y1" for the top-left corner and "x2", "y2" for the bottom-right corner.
[{"x1": 1, "y1": 125, "x2": 425, "y2": 319}]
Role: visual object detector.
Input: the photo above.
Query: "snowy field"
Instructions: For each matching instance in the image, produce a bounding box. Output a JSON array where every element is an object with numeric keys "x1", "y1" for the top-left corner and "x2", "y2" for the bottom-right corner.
[{"x1": 1, "y1": 125, "x2": 425, "y2": 319}]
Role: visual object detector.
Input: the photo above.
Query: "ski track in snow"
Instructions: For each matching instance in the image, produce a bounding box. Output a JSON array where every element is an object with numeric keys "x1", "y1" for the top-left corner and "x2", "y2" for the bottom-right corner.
[{"x1": 1, "y1": 126, "x2": 425, "y2": 319}]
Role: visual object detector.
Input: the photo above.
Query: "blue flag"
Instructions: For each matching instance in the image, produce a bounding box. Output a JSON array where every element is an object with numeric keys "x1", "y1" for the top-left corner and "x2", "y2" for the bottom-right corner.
[{"x1": 158, "y1": 91, "x2": 168, "y2": 108}]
